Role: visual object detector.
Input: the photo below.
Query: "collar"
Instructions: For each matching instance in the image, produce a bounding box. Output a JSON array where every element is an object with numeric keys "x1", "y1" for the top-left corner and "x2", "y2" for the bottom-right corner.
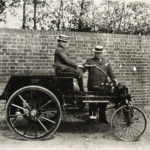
[
  {"x1": 94, "y1": 56, "x2": 103, "y2": 61},
  {"x1": 58, "y1": 43, "x2": 64, "y2": 49}
]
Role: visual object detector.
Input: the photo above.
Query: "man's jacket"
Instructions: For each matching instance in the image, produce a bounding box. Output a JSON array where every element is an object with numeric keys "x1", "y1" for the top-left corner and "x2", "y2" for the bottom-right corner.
[
  {"x1": 84, "y1": 57, "x2": 116, "y2": 90},
  {"x1": 54, "y1": 44, "x2": 77, "y2": 73}
]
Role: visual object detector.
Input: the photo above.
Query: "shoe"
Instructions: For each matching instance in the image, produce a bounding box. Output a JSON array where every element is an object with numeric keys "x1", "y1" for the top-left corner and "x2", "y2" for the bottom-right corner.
[{"x1": 89, "y1": 115, "x2": 97, "y2": 120}]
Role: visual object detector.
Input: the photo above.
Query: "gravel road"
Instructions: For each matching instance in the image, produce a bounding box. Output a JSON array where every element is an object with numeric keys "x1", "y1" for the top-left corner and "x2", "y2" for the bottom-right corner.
[{"x1": 0, "y1": 109, "x2": 150, "y2": 150}]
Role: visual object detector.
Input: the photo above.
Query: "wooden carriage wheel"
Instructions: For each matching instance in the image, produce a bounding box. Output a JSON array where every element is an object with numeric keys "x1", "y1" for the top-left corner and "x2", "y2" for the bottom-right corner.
[{"x1": 6, "y1": 85, "x2": 62, "y2": 140}]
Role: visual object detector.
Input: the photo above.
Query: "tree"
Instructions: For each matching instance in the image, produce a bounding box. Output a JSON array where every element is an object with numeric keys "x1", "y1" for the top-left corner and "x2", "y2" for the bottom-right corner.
[
  {"x1": 0, "y1": 0, "x2": 6, "y2": 22},
  {"x1": 89, "y1": 0, "x2": 150, "y2": 34},
  {"x1": 33, "y1": 0, "x2": 37, "y2": 29},
  {"x1": 30, "y1": 0, "x2": 53, "y2": 30},
  {"x1": 0, "y1": 0, "x2": 21, "y2": 24},
  {"x1": 124, "y1": 1, "x2": 150, "y2": 34},
  {"x1": 22, "y1": 0, "x2": 26, "y2": 29},
  {"x1": 0, "y1": 0, "x2": 6, "y2": 14},
  {"x1": 65, "y1": 0, "x2": 92, "y2": 31},
  {"x1": 2, "y1": 0, "x2": 150, "y2": 34},
  {"x1": 49, "y1": 0, "x2": 67, "y2": 30}
]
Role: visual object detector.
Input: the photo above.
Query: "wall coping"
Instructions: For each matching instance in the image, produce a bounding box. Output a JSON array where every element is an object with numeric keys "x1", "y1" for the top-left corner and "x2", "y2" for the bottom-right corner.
[{"x1": 0, "y1": 28, "x2": 146, "y2": 38}]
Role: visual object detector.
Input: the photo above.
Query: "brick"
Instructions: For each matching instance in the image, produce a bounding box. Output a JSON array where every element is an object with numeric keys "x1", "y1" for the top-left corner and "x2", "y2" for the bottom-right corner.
[{"x1": 0, "y1": 29, "x2": 150, "y2": 107}]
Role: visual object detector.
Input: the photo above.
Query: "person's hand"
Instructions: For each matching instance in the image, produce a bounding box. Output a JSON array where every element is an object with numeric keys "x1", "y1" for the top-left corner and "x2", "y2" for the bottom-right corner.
[
  {"x1": 78, "y1": 64, "x2": 84, "y2": 68},
  {"x1": 84, "y1": 64, "x2": 96, "y2": 67}
]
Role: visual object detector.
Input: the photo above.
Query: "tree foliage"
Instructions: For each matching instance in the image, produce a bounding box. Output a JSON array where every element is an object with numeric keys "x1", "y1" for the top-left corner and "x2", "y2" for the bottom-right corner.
[
  {"x1": 0, "y1": 0, "x2": 7, "y2": 22},
  {"x1": 1, "y1": 0, "x2": 150, "y2": 35}
]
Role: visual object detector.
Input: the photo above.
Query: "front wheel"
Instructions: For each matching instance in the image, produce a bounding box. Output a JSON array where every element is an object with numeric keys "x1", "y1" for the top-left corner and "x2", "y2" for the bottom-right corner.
[
  {"x1": 6, "y1": 85, "x2": 62, "y2": 140},
  {"x1": 111, "y1": 105, "x2": 147, "y2": 141}
]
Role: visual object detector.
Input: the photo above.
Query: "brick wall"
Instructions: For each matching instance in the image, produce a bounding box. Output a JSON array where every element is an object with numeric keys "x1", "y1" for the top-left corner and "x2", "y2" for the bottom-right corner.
[{"x1": 0, "y1": 28, "x2": 150, "y2": 106}]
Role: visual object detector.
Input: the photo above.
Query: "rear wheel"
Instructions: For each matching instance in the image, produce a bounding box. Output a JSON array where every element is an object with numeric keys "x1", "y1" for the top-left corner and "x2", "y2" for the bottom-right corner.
[
  {"x1": 111, "y1": 105, "x2": 147, "y2": 141},
  {"x1": 6, "y1": 85, "x2": 62, "y2": 140}
]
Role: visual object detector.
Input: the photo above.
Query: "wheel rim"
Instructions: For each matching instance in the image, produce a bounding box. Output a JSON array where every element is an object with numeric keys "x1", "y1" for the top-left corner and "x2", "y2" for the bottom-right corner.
[
  {"x1": 111, "y1": 105, "x2": 147, "y2": 141},
  {"x1": 6, "y1": 86, "x2": 61, "y2": 140}
]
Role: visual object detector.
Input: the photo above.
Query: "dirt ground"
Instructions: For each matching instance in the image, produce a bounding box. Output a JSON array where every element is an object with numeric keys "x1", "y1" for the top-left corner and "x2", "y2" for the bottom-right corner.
[{"x1": 0, "y1": 109, "x2": 150, "y2": 150}]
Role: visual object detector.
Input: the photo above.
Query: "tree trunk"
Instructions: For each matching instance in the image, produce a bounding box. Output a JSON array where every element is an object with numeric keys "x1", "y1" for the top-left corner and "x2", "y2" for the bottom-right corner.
[
  {"x1": 33, "y1": 0, "x2": 37, "y2": 30},
  {"x1": 57, "y1": 0, "x2": 63, "y2": 31},
  {"x1": 0, "y1": 0, "x2": 6, "y2": 14},
  {"x1": 78, "y1": 0, "x2": 85, "y2": 31},
  {"x1": 22, "y1": 0, "x2": 26, "y2": 29}
]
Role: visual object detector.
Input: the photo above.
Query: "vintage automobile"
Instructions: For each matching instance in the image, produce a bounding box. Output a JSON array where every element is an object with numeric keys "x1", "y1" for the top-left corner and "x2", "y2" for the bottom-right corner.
[{"x1": 0, "y1": 65, "x2": 147, "y2": 141}]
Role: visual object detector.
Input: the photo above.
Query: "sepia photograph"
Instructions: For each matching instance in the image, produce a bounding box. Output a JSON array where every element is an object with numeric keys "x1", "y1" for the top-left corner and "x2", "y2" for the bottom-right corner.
[{"x1": 0, "y1": 0, "x2": 150, "y2": 150}]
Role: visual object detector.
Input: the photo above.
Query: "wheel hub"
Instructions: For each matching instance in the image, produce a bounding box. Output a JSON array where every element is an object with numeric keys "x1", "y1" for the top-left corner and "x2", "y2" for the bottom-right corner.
[{"x1": 30, "y1": 109, "x2": 37, "y2": 118}]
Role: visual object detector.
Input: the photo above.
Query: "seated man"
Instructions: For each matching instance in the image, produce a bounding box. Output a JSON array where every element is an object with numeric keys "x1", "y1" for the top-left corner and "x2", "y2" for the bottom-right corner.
[
  {"x1": 54, "y1": 34, "x2": 85, "y2": 94},
  {"x1": 84, "y1": 45, "x2": 118, "y2": 122}
]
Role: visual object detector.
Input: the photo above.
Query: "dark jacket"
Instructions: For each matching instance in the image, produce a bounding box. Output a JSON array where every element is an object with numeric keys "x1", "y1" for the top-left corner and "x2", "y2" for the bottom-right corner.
[
  {"x1": 84, "y1": 57, "x2": 116, "y2": 89},
  {"x1": 54, "y1": 43, "x2": 77, "y2": 73}
]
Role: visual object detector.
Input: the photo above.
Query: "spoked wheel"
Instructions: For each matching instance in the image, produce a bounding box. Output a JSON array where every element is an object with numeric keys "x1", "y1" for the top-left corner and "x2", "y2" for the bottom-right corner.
[
  {"x1": 111, "y1": 105, "x2": 147, "y2": 141},
  {"x1": 6, "y1": 86, "x2": 62, "y2": 140}
]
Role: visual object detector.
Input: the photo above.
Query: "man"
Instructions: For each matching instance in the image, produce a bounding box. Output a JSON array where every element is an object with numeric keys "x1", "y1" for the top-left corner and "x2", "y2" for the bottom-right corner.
[
  {"x1": 54, "y1": 34, "x2": 85, "y2": 94},
  {"x1": 84, "y1": 45, "x2": 118, "y2": 122}
]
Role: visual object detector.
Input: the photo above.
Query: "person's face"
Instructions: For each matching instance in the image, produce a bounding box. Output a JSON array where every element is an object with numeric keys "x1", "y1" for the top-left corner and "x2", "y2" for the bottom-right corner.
[
  {"x1": 94, "y1": 51, "x2": 103, "y2": 58},
  {"x1": 61, "y1": 41, "x2": 69, "y2": 48}
]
